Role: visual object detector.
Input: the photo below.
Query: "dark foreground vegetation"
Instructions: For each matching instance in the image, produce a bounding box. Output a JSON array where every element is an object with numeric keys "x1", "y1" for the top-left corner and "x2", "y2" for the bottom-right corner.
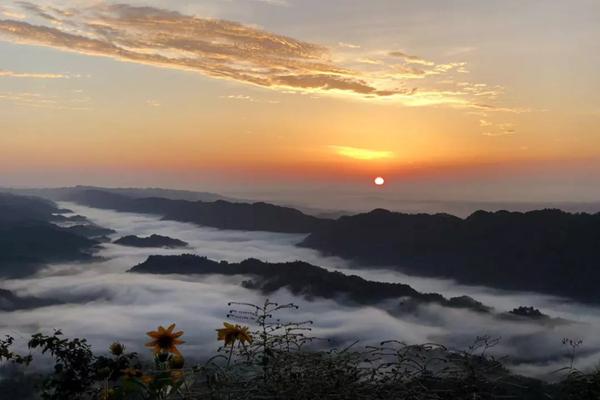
[{"x1": 1, "y1": 300, "x2": 599, "y2": 400}]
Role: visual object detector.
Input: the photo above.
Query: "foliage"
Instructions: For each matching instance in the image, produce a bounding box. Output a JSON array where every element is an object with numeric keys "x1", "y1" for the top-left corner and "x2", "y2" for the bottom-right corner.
[{"x1": 1, "y1": 299, "x2": 600, "y2": 399}]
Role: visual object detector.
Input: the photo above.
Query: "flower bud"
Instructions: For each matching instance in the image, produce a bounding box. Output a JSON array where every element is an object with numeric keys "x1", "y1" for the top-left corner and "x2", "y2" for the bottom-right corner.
[{"x1": 109, "y1": 342, "x2": 125, "y2": 356}]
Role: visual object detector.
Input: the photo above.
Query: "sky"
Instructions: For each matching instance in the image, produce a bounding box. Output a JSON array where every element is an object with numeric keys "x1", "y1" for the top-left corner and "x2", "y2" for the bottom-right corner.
[{"x1": 0, "y1": 0, "x2": 599, "y2": 208}]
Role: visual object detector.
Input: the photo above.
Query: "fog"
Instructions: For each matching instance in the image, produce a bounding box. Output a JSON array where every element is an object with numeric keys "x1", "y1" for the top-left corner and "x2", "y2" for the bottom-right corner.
[{"x1": 2, "y1": 203, "x2": 600, "y2": 379}]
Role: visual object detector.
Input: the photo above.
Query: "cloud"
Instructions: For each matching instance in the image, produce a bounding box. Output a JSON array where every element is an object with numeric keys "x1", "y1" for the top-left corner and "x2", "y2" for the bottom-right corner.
[
  {"x1": 338, "y1": 42, "x2": 361, "y2": 49},
  {"x1": 388, "y1": 50, "x2": 435, "y2": 66},
  {"x1": 1, "y1": 9, "x2": 26, "y2": 19},
  {"x1": 243, "y1": 0, "x2": 290, "y2": 6},
  {"x1": 357, "y1": 57, "x2": 382, "y2": 65},
  {"x1": 481, "y1": 122, "x2": 516, "y2": 137},
  {"x1": 0, "y1": 90, "x2": 90, "y2": 110},
  {"x1": 482, "y1": 131, "x2": 515, "y2": 137},
  {"x1": 0, "y1": 4, "x2": 384, "y2": 97},
  {"x1": 145, "y1": 99, "x2": 160, "y2": 107},
  {"x1": 15, "y1": 1, "x2": 61, "y2": 22},
  {"x1": 220, "y1": 94, "x2": 280, "y2": 104},
  {"x1": 0, "y1": 68, "x2": 67, "y2": 79},
  {"x1": 0, "y1": 3, "x2": 520, "y2": 110},
  {"x1": 261, "y1": 0, "x2": 290, "y2": 6},
  {"x1": 3, "y1": 202, "x2": 600, "y2": 379},
  {"x1": 330, "y1": 145, "x2": 394, "y2": 161}
]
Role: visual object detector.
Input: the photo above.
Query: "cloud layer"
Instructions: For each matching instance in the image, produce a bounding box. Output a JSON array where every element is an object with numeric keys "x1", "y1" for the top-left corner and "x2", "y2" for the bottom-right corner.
[
  {"x1": 0, "y1": 2, "x2": 516, "y2": 109},
  {"x1": 2, "y1": 202, "x2": 600, "y2": 379}
]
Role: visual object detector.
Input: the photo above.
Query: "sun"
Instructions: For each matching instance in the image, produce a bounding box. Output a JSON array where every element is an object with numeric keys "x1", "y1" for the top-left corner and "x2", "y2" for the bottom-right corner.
[{"x1": 374, "y1": 176, "x2": 385, "y2": 186}]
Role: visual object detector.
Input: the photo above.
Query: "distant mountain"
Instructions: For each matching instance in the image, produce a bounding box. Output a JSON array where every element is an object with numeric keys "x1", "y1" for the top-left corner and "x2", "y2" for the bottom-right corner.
[
  {"x1": 0, "y1": 222, "x2": 98, "y2": 278},
  {"x1": 301, "y1": 208, "x2": 600, "y2": 303},
  {"x1": 64, "y1": 224, "x2": 116, "y2": 240},
  {"x1": 498, "y1": 306, "x2": 568, "y2": 326},
  {"x1": 65, "y1": 189, "x2": 330, "y2": 233},
  {"x1": 114, "y1": 234, "x2": 188, "y2": 248},
  {"x1": 2, "y1": 185, "x2": 238, "y2": 203},
  {"x1": 508, "y1": 306, "x2": 549, "y2": 320},
  {"x1": 129, "y1": 254, "x2": 492, "y2": 314},
  {"x1": 0, "y1": 192, "x2": 61, "y2": 223},
  {"x1": 0, "y1": 192, "x2": 99, "y2": 277},
  {"x1": 0, "y1": 288, "x2": 61, "y2": 311}
]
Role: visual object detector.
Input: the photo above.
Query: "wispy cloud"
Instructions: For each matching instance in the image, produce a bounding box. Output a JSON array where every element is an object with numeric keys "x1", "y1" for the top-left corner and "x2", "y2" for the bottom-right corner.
[
  {"x1": 0, "y1": 68, "x2": 67, "y2": 79},
  {"x1": 220, "y1": 94, "x2": 280, "y2": 104},
  {"x1": 0, "y1": 2, "x2": 520, "y2": 111},
  {"x1": 250, "y1": 0, "x2": 290, "y2": 6},
  {"x1": 482, "y1": 123, "x2": 516, "y2": 137},
  {"x1": 338, "y1": 42, "x2": 361, "y2": 49},
  {"x1": 0, "y1": 90, "x2": 90, "y2": 110},
  {"x1": 388, "y1": 51, "x2": 435, "y2": 67},
  {"x1": 330, "y1": 145, "x2": 394, "y2": 161},
  {"x1": 0, "y1": 3, "x2": 26, "y2": 19}
]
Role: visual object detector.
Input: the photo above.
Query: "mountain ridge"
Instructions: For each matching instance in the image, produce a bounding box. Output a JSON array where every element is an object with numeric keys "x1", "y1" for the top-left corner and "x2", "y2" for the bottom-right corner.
[{"x1": 301, "y1": 207, "x2": 600, "y2": 303}]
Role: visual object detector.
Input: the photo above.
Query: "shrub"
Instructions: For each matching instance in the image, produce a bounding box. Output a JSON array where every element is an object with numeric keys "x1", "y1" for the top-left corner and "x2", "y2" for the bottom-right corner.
[{"x1": 0, "y1": 299, "x2": 598, "y2": 399}]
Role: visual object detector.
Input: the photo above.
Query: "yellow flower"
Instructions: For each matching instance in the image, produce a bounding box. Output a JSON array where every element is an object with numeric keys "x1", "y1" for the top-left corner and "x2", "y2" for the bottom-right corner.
[
  {"x1": 216, "y1": 322, "x2": 253, "y2": 346},
  {"x1": 145, "y1": 323, "x2": 185, "y2": 355}
]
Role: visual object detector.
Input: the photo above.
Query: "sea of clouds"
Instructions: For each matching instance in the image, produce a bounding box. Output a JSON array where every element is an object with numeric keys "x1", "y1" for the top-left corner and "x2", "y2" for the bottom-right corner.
[{"x1": 2, "y1": 203, "x2": 600, "y2": 378}]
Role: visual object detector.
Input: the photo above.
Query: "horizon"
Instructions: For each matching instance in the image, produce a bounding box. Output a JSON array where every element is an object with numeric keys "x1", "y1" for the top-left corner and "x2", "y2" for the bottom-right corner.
[{"x1": 6, "y1": 183, "x2": 600, "y2": 218}]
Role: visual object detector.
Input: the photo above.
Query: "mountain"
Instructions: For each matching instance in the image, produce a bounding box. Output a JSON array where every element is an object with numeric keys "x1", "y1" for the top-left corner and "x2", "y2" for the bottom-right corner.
[
  {"x1": 0, "y1": 222, "x2": 98, "y2": 278},
  {"x1": 64, "y1": 224, "x2": 116, "y2": 240},
  {"x1": 1, "y1": 185, "x2": 238, "y2": 203},
  {"x1": 0, "y1": 192, "x2": 99, "y2": 277},
  {"x1": 114, "y1": 234, "x2": 188, "y2": 248},
  {"x1": 300, "y1": 208, "x2": 600, "y2": 303},
  {"x1": 0, "y1": 288, "x2": 61, "y2": 311},
  {"x1": 65, "y1": 189, "x2": 330, "y2": 233},
  {"x1": 0, "y1": 192, "x2": 61, "y2": 223},
  {"x1": 129, "y1": 254, "x2": 492, "y2": 313}
]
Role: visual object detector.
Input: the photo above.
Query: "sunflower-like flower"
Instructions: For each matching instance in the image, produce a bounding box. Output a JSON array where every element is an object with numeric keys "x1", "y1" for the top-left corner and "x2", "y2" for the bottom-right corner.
[
  {"x1": 216, "y1": 322, "x2": 253, "y2": 346},
  {"x1": 145, "y1": 323, "x2": 185, "y2": 355}
]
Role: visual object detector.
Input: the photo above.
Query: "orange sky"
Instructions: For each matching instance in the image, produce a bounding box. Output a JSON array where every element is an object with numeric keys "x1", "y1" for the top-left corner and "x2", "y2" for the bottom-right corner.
[{"x1": 0, "y1": 0, "x2": 599, "y2": 203}]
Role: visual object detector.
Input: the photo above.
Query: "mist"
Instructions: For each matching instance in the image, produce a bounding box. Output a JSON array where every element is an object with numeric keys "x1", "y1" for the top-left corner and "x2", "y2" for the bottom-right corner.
[{"x1": 2, "y1": 203, "x2": 600, "y2": 379}]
